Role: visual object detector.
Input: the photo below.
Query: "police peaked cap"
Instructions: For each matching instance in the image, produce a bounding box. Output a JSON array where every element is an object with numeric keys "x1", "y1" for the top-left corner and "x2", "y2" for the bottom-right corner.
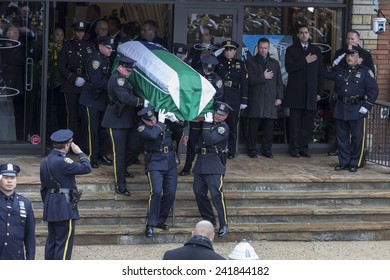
[
  {"x1": 201, "y1": 55, "x2": 219, "y2": 65},
  {"x1": 0, "y1": 163, "x2": 20, "y2": 177},
  {"x1": 50, "y1": 129, "x2": 74, "y2": 144},
  {"x1": 97, "y1": 36, "x2": 114, "y2": 49},
  {"x1": 214, "y1": 101, "x2": 233, "y2": 116},
  {"x1": 118, "y1": 56, "x2": 137, "y2": 68},
  {"x1": 222, "y1": 40, "x2": 239, "y2": 49},
  {"x1": 137, "y1": 106, "x2": 156, "y2": 121},
  {"x1": 72, "y1": 21, "x2": 86, "y2": 31},
  {"x1": 173, "y1": 43, "x2": 188, "y2": 55},
  {"x1": 345, "y1": 45, "x2": 360, "y2": 56}
]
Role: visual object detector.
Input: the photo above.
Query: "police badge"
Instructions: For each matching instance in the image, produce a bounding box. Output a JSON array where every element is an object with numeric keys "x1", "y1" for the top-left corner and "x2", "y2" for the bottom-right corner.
[
  {"x1": 117, "y1": 78, "x2": 125, "y2": 86},
  {"x1": 92, "y1": 60, "x2": 100, "y2": 70},
  {"x1": 64, "y1": 157, "x2": 74, "y2": 164},
  {"x1": 138, "y1": 125, "x2": 145, "y2": 132},
  {"x1": 218, "y1": 126, "x2": 226, "y2": 134}
]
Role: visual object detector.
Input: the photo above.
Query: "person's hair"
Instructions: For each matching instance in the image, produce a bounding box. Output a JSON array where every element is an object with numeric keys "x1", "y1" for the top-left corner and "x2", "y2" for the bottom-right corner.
[
  {"x1": 95, "y1": 20, "x2": 108, "y2": 30},
  {"x1": 108, "y1": 16, "x2": 121, "y2": 30},
  {"x1": 203, "y1": 26, "x2": 212, "y2": 36},
  {"x1": 88, "y1": 4, "x2": 101, "y2": 17},
  {"x1": 296, "y1": 24, "x2": 309, "y2": 33},
  {"x1": 192, "y1": 220, "x2": 215, "y2": 239},
  {"x1": 124, "y1": 21, "x2": 141, "y2": 39},
  {"x1": 3, "y1": 23, "x2": 19, "y2": 37},
  {"x1": 257, "y1": 37, "x2": 270, "y2": 45},
  {"x1": 347, "y1": 29, "x2": 360, "y2": 38},
  {"x1": 53, "y1": 142, "x2": 67, "y2": 149},
  {"x1": 143, "y1": 19, "x2": 159, "y2": 34}
]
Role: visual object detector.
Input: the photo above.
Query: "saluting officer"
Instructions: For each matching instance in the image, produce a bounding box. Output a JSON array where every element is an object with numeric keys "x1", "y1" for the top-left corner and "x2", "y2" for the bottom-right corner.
[
  {"x1": 216, "y1": 40, "x2": 248, "y2": 159},
  {"x1": 57, "y1": 21, "x2": 94, "y2": 145},
  {"x1": 40, "y1": 129, "x2": 92, "y2": 260},
  {"x1": 79, "y1": 36, "x2": 114, "y2": 168},
  {"x1": 179, "y1": 55, "x2": 223, "y2": 176},
  {"x1": 102, "y1": 56, "x2": 144, "y2": 196},
  {"x1": 0, "y1": 163, "x2": 35, "y2": 260},
  {"x1": 193, "y1": 101, "x2": 232, "y2": 238},
  {"x1": 323, "y1": 45, "x2": 378, "y2": 172},
  {"x1": 137, "y1": 107, "x2": 181, "y2": 238}
]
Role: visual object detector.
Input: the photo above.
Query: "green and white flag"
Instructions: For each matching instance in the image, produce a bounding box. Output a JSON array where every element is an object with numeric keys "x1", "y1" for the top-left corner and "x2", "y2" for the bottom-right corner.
[{"x1": 117, "y1": 41, "x2": 215, "y2": 121}]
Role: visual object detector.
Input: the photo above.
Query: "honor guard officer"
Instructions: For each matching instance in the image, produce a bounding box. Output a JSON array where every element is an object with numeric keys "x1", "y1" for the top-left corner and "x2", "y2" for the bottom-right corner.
[
  {"x1": 323, "y1": 45, "x2": 378, "y2": 172},
  {"x1": 137, "y1": 107, "x2": 181, "y2": 238},
  {"x1": 79, "y1": 36, "x2": 114, "y2": 168},
  {"x1": 193, "y1": 101, "x2": 232, "y2": 238},
  {"x1": 179, "y1": 54, "x2": 223, "y2": 176},
  {"x1": 102, "y1": 56, "x2": 145, "y2": 196},
  {"x1": 0, "y1": 163, "x2": 36, "y2": 260},
  {"x1": 57, "y1": 21, "x2": 94, "y2": 145},
  {"x1": 216, "y1": 40, "x2": 248, "y2": 159},
  {"x1": 40, "y1": 129, "x2": 92, "y2": 260}
]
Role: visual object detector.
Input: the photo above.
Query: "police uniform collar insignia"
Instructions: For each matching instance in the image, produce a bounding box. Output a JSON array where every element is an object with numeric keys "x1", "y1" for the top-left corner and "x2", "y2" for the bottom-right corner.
[
  {"x1": 218, "y1": 126, "x2": 226, "y2": 134},
  {"x1": 216, "y1": 80, "x2": 223, "y2": 88},
  {"x1": 64, "y1": 157, "x2": 74, "y2": 164},
  {"x1": 117, "y1": 78, "x2": 125, "y2": 86},
  {"x1": 138, "y1": 125, "x2": 145, "y2": 132},
  {"x1": 92, "y1": 60, "x2": 100, "y2": 70}
]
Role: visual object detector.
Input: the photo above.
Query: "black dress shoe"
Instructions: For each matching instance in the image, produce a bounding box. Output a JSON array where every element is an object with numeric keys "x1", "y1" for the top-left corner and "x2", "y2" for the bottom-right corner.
[
  {"x1": 261, "y1": 151, "x2": 273, "y2": 158},
  {"x1": 349, "y1": 166, "x2": 358, "y2": 172},
  {"x1": 115, "y1": 188, "x2": 131, "y2": 196},
  {"x1": 145, "y1": 225, "x2": 153, "y2": 238},
  {"x1": 299, "y1": 151, "x2": 311, "y2": 158},
  {"x1": 156, "y1": 222, "x2": 169, "y2": 230},
  {"x1": 327, "y1": 150, "x2": 338, "y2": 156},
  {"x1": 179, "y1": 170, "x2": 190, "y2": 176},
  {"x1": 335, "y1": 164, "x2": 349, "y2": 171},
  {"x1": 99, "y1": 155, "x2": 113, "y2": 165},
  {"x1": 91, "y1": 162, "x2": 99, "y2": 168},
  {"x1": 125, "y1": 171, "x2": 135, "y2": 178},
  {"x1": 248, "y1": 151, "x2": 257, "y2": 158},
  {"x1": 290, "y1": 151, "x2": 300, "y2": 158},
  {"x1": 227, "y1": 153, "x2": 235, "y2": 159},
  {"x1": 218, "y1": 225, "x2": 228, "y2": 238}
]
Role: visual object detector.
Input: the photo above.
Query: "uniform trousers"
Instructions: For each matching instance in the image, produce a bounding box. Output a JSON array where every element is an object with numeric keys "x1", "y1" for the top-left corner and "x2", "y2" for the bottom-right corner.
[
  {"x1": 247, "y1": 118, "x2": 275, "y2": 152},
  {"x1": 80, "y1": 106, "x2": 110, "y2": 164},
  {"x1": 336, "y1": 117, "x2": 366, "y2": 167},
  {"x1": 225, "y1": 105, "x2": 240, "y2": 155},
  {"x1": 146, "y1": 167, "x2": 177, "y2": 226},
  {"x1": 64, "y1": 93, "x2": 81, "y2": 144},
  {"x1": 288, "y1": 108, "x2": 316, "y2": 152},
  {"x1": 182, "y1": 122, "x2": 202, "y2": 172},
  {"x1": 193, "y1": 173, "x2": 227, "y2": 227},
  {"x1": 108, "y1": 127, "x2": 140, "y2": 189},
  {"x1": 45, "y1": 219, "x2": 75, "y2": 260}
]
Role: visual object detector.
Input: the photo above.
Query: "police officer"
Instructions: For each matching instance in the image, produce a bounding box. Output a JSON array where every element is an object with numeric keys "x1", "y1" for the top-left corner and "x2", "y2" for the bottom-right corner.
[
  {"x1": 137, "y1": 107, "x2": 181, "y2": 238},
  {"x1": 57, "y1": 21, "x2": 94, "y2": 145},
  {"x1": 179, "y1": 55, "x2": 223, "y2": 176},
  {"x1": 0, "y1": 163, "x2": 35, "y2": 260},
  {"x1": 216, "y1": 40, "x2": 248, "y2": 159},
  {"x1": 79, "y1": 36, "x2": 113, "y2": 168},
  {"x1": 193, "y1": 101, "x2": 232, "y2": 238},
  {"x1": 40, "y1": 129, "x2": 92, "y2": 260},
  {"x1": 102, "y1": 56, "x2": 144, "y2": 196},
  {"x1": 323, "y1": 45, "x2": 378, "y2": 172}
]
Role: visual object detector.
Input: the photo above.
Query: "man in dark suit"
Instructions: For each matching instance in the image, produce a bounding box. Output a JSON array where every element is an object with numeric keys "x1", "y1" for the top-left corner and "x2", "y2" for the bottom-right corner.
[
  {"x1": 163, "y1": 220, "x2": 225, "y2": 260},
  {"x1": 284, "y1": 25, "x2": 323, "y2": 158},
  {"x1": 84, "y1": 4, "x2": 101, "y2": 42}
]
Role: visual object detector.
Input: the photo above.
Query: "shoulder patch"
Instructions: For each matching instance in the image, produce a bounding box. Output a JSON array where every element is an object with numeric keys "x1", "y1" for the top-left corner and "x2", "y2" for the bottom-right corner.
[
  {"x1": 64, "y1": 157, "x2": 74, "y2": 164},
  {"x1": 117, "y1": 78, "x2": 125, "y2": 86},
  {"x1": 216, "y1": 80, "x2": 223, "y2": 89},
  {"x1": 138, "y1": 125, "x2": 145, "y2": 132},
  {"x1": 92, "y1": 60, "x2": 100, "y2": 70},
  {"x1": 217, "y1": 126, "x2": 226, "y2": 134},
  {"x1": 368, "y1": 69, "x2": 375, "y2": 79}
]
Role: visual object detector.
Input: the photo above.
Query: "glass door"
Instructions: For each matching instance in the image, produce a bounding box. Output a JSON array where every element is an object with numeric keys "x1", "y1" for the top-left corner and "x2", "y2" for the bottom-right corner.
[{"x1": 0, "y1": 1, "x2": 46, "y2": 154}]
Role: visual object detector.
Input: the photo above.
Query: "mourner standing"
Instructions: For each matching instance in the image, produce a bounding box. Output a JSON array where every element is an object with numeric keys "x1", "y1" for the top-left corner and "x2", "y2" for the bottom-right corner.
[
  {"x1": 0, "y1": 163, "x2": 35, "y2": 260},
  {"x1": 137, "y1": 107, "x2": 182, "y2": 238},
  {"x1": 193, "y1": 101, "x2": 231, "y2": 238},
  {"x1": 102, "y1": 56, "x2": 144, "y2": 196},
  {"x1": 40, "y1": 129, "x2": 92, "y2": 260},
  {"x1": 215, "y1": 40, "x2": 248, "y2": 159},
  {"x1": 323, "y1": 45, "x2": 378, "y2": 172}
]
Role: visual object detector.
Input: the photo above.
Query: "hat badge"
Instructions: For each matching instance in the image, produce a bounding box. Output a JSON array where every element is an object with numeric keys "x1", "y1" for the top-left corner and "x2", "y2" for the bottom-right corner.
[
  {"x1": 227, "y1": 41, "x2": 231, "y2": 45},
  {"x1": 7, "y1": 163, "x2": 13, "y2": 171},
  {"x1": 220, "y1": 104, "x2": 225, "y2": 110},
  {"x1": 110, "y1": 38, "x2": 114, "y2": 44},
  {"x1": 147, "y1": 111, "x2": 153, "y2": 117},
  {"x1": 80, "y1": 22, "x2": 84, "y2": 28},
  {"x1": 348, "y1": 45, "x2": 353, "y2": 51}
]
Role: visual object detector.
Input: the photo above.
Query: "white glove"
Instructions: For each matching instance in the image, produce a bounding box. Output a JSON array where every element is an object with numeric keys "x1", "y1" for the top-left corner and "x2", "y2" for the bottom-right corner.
[
  {"x1": 359, "y1": 106, "x2": 368, "y2": 114},
  {"x1": 165, "y1": 112, "x2": 178, "y2": 122},
  {"x1": 158, "y1": 109, "x2": 167, "y2": 123},
  {"x1": 204, "y1": 112, "x2": 213, "y2": 123},
  {"x1": 144, "y1": 99, "x2": 149, "y2": 108},
  {"x1": 75, "y1": 77, "x2": 86, "y2": 87},
  {"x1": 332, "y1": 53, "x2": 346, "y2": 67},
  {"x1": 240, "y1": 104, "x2": 247, "y2": 110}
]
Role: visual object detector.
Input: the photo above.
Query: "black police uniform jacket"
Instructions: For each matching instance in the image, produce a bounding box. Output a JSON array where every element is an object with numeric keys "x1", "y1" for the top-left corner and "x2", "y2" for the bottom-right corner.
[
  {"x1": 333, "y1": 45, "x2": 375, "y2": 75},
  {"x1": 0, "y1": 191, "x2": 36, "y2": 260},
  {"x1": 57, "y1": 38, "x2": 93, "y2": 94},
  {"x1": 79, "y1": 50, "x2": 110, "y2": 112},
  {"x1": 215, "y1": 56, "x2": 248, "y2": 108},
  {"x1": 102, "y1": 71, "x2": 143, "y2": 129},
  {"x1": 40, "y1": 150, "x2": 92, "y2": 221},
  {"x1": 323, "y1": 64, "x2": 378, "y2": 121},
  {"x1": 284, "y1": 42, "x2": 323, "y2": 110},
  {"x1": 192, "y1": 121, "x2": 229, "y2": 175},
  {"x1": 137, "y1": 121, "x2": 176, "y2": 172},
  {"x1": 204, "y1": 72, "x2": 224, "y2": 101},
  {"x1": 162, "y1": 235, "x2": 225, "y2": 260}
]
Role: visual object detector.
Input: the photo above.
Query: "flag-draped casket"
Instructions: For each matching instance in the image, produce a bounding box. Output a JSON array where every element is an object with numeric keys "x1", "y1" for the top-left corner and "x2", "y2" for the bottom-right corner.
[{"x1": 116, "y1": 41, "x2": 216, "y2": 121}]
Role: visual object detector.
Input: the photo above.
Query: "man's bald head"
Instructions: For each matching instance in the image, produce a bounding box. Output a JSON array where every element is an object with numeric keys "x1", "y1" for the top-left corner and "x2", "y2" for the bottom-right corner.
[{"x1": 192, "y1": 220, "x2": 215, "y2": 240}]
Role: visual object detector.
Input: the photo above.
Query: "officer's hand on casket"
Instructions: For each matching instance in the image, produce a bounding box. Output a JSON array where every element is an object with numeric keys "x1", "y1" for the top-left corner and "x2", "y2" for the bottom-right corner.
[
  {"x1": 158, "y1": 109, "x2": 167, "y2": 123},
  {"x1": 166, "y1": 112, "x2": 178, "y2": 123},
  {"x1": 75, "y1": 77, "x2": 86, "y2": 87},
  {"x1": 204, "y1": 112, "x2": 213, "y2": 123}
]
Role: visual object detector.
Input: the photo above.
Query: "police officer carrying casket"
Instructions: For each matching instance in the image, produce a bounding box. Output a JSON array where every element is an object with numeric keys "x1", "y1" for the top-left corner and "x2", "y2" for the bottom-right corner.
[
  {"x1": 0, "y1": 163, "x2": 36, "y2": 260},
  {"x1": 79, "y1": 36, "x2": 114, "y2": 168},
  {"x1": 102, "y1": 55, "x2": 144, "y2": 196},
  {"x1": 193, "y1": 101, "x2": 232, "y2": 238},
  {"x1": 215, "y1": 40, "x2": 248, "y2": 159},
  {"x1": 137, "y1": 107, "x2": 183, "y2": 237},
  {"x1": 179, "y1": 55, "x2": 223, "y2": 176},
  {"x1": 57, "y1": 21, "x2": 94, "y2": 145},
  {"x1": 323, "y1": 45, "x2": 378, "y2": 172},
  {"x1": 40, "y1": 129, "x2": 92, "y2": 260}
]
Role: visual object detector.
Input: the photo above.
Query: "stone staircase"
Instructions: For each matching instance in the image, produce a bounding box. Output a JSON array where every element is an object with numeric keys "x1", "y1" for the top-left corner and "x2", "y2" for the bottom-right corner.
[{"x1": 18, "y1": 179, "x2": 390, "y2": 245}]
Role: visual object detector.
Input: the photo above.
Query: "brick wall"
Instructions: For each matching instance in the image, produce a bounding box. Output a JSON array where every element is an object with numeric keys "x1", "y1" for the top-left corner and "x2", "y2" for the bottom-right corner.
[{"x1": 352, "y1": 0, "x2": 390, "y2": 102}]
